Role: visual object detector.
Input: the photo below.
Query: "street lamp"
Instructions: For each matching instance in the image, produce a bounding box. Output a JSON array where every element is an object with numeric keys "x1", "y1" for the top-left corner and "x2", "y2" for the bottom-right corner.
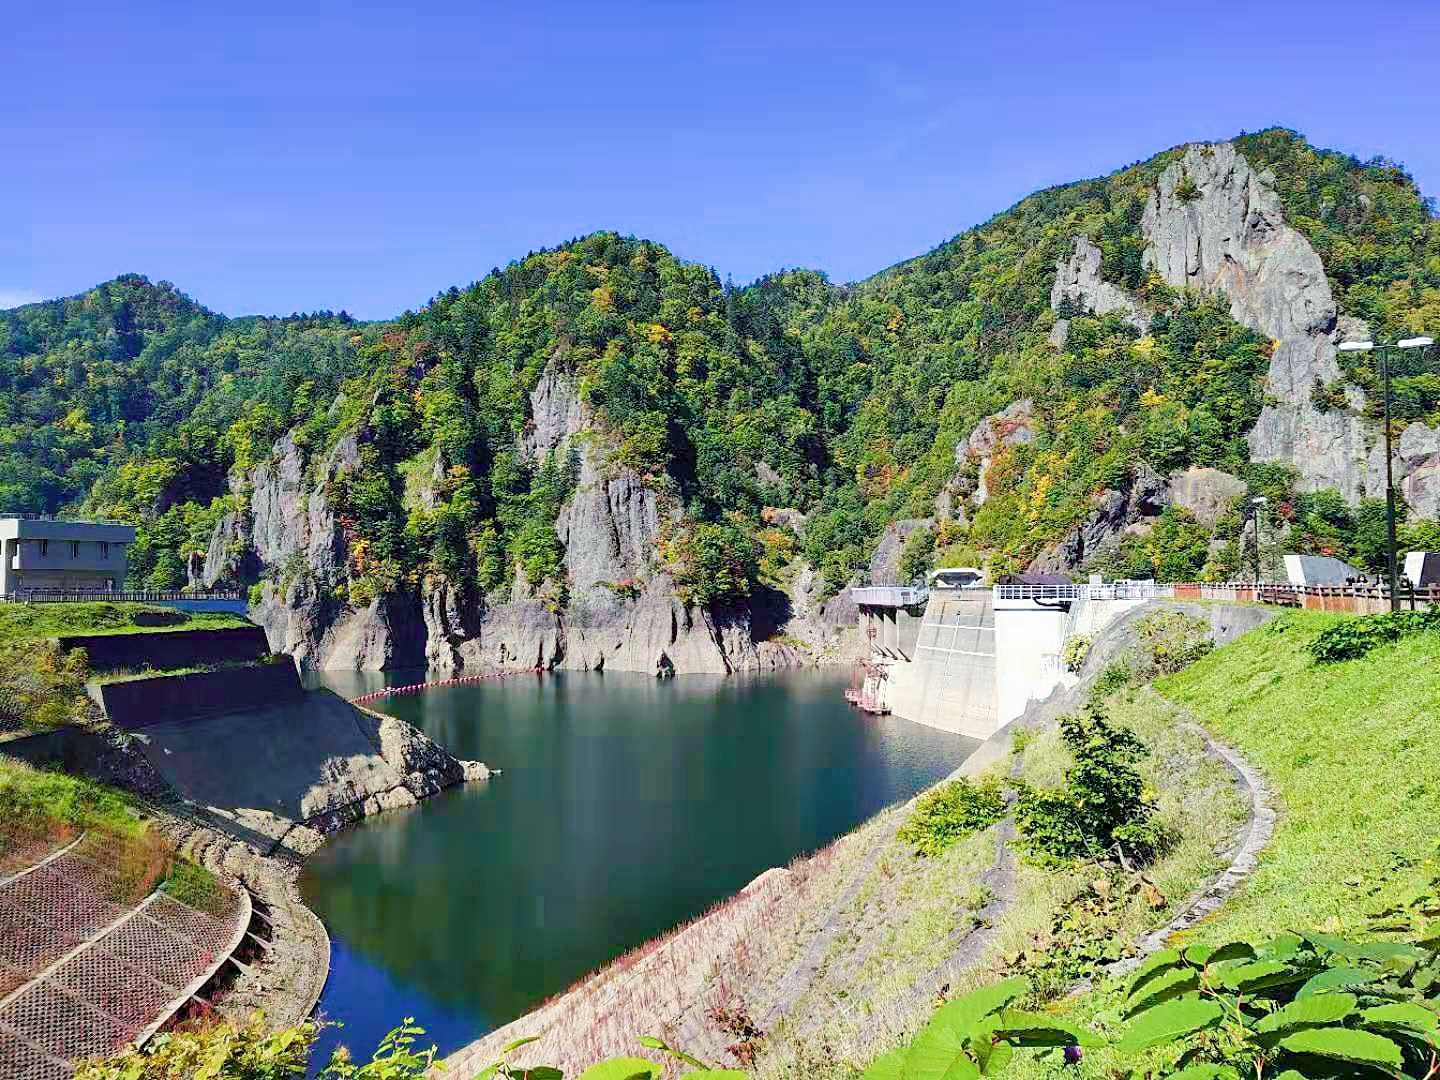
[
  {"x1": 1248, "y1": 496, "x2": 1268, "y2": 582},
  {"x1": 1338, "y1": 335, "x2": 1435, "y2": 611}
]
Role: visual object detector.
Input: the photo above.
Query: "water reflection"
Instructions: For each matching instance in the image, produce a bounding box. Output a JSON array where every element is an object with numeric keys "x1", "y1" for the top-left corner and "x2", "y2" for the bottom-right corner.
[{"x1": 301, "y1": 668, "x2": 974, "y2": 1059}]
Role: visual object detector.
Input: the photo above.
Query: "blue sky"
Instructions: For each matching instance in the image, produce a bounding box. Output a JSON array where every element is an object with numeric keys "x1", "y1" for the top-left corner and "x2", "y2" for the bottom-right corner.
[{"x1": 4, "y1": 0, "x2": 1437, "y2": 319}]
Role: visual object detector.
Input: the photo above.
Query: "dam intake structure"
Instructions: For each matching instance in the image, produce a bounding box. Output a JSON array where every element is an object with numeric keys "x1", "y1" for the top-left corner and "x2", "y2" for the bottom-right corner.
[{"x1": 849, "y1": 576, "x2": 1161, "y2": 738}]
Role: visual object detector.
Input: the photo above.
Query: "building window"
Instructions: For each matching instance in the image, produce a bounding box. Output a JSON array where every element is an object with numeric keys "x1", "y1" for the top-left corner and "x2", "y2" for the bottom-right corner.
[
  {"x1": 38, "y1": 540, "x2": 48, "y2": 557},
  {"x1": 100, "y1": 542, "x2": 110, "y2": 558},
  {"x1": 70, "y1": 542, "x2": 80, "y2": 559}
]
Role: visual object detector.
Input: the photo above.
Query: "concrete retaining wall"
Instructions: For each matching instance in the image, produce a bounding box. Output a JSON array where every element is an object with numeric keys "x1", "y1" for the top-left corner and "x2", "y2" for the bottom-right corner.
[
  {"x1": 93, "y1": 662, "x2": 303, "y2": 728},
  {"x1": 59, "y1": 626, "x2": 270, "y2": 672}
]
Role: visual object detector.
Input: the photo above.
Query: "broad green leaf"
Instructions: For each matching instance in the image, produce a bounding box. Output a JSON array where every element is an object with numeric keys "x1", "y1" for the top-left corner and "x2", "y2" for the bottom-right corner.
[
  {"x1": 1254, "y1": 992, "x2": 1357, "y2": 1034},
  {"x1": 576, "y1": 1058, "x2": 662, "y2": 1080},
  {"x1": 635, "y1": 1036, "x2": 706, "y2": 1069},
  {"x1": 1184, "y1": 942, "x2": 1254, "y2": 968},
  {"x1": 862, "y1": 1049, "x2": 908, "y2": 1080},
  {"x1": 902, "y1": 1019, "x2": 981, "y2": 1080},
  {"x1": 503, "y1": 1036, "x2": 542, "y2": 1054},
  {"x1": 1277, "y1": 1027, "x2": 1403, "y2": 1069},
  {"x1": 1297, "y1": 966, "x2": 1379, "y2": 997},
  {"x1": 928, "y1": 976, "x2": 1030, "y2": 1038},
  {"x1": 1361, "y1": 1002, "x2": 1440, "y2": 1033},
  {"x1": 1117, "y1": 997, "x2": 1224, "y2": 1054},
  {"x1": 974, "y1": 1037, "x2": 1012, "y2": 1076},
  {"x1": 1127, "y1": 949, "x2": 1183, "y2": 997},
  {"x1": 1166, "y1": 1066, "x2": 1240, "y2": 1080},
  {"x1": 991, "y1": 1008, "x2": 1102, "y2": 1047},
  {"x1": 1259, "y1": 933, "x2": 1306, "y2": 961},
  {"x1": 522, "y1": 1070, "x2": 564, "y2": 1080},
  {"x1": 1125, "y1": 966, "x2": 1200, "y2": 1016},
  {"x1": 1218, "y1": 960, "x2": 1305, "y2": 994}
]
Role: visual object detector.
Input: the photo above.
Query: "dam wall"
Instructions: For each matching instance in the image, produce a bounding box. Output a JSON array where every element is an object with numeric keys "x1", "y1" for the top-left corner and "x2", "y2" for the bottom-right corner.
[{"x1": 855, "y1": 583, "x2": 1164, "y2": 738}]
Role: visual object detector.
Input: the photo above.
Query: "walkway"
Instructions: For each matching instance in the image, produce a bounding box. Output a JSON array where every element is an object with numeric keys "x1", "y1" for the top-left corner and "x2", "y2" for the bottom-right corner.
[{"x1": 0, "y1": 833, "x2": 247, "y2": 1078}]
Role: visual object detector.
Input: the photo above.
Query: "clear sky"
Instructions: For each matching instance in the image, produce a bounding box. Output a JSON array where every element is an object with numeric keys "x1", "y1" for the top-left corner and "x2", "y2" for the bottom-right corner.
[{"x1": 4, "y1": 0, "x2": 1437, "y2": 319}]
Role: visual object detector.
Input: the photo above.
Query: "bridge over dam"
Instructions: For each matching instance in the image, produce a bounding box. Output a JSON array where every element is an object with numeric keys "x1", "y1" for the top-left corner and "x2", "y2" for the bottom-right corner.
[{"x1": 848, "y1": 578, "x2": 1160, "y2": 738}]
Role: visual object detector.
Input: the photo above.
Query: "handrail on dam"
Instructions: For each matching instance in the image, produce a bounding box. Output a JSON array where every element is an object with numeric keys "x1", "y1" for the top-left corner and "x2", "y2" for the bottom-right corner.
[
  {"x1": 993, "y1": 581, "x2": 1167, "y2": 602},
  {"x1": 850, "y1": 586, "x2": 930, "y2": 608}
]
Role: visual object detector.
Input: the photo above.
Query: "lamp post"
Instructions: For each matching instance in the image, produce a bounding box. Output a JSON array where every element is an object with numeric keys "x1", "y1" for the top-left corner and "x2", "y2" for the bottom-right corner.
[
  {"x1": 1248, "y1": 496, "x2": 1268, "y2": 582},
  {"x1": 1338, "y1": 335, "x2": 1435, "y2": 611}
]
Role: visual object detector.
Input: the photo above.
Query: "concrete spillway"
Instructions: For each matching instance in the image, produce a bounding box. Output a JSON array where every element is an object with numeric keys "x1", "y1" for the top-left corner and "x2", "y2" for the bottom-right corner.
[{"x1": 853, "y1": 583, "x2": 1158, "y2": 738}]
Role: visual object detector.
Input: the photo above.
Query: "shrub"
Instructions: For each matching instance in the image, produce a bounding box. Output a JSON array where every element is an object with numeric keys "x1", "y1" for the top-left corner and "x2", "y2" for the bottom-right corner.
[
  {"x1": 664, "y1": 521, "x2": 762, "y2": 606},
  {"x1": 1012, "y1": 703, "x2": 1160, "y2": 866},
  {"x1": 1129, "y1": 610, "x2": 1213, "y2": 679},
  {"x1": 1308, "y1": 609, "x2": 1440, "y2": 664},
  {"x1": 898, "y1": 777, "x2": 1007, "y2": 856},
  {"x1": 1061, "y1": 634, "x2": 1092, "y2": 673}
]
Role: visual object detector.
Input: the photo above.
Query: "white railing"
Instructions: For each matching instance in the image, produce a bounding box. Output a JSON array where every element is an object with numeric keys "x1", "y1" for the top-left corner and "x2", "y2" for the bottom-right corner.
[
  {"x1": 993, "y1": 581, "x2": 1168, "y2": 602},
  {"x1": 850, "y1": 586, "x2": 930, "y2": 608}
]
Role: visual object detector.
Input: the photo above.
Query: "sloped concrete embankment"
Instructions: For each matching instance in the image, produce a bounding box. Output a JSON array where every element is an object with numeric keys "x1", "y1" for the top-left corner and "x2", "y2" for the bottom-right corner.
[
  {"x1": 131, "y1": 689, "x2": 489, "y2": 859},
  {"x1": 441, "y1": 601, "x2": 1275, "y2": 1076}
]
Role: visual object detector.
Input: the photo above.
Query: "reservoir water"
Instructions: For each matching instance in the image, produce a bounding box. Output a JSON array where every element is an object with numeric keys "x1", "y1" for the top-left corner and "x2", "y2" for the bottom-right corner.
[{"x1": 300, "y1": 668, "x2": 976, "y2": 1061}]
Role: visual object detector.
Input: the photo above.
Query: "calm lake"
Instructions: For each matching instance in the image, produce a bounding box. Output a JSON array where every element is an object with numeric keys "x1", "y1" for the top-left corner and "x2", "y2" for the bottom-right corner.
[{"x1": 300, "y1": 668, "x2": 976, "y2": 1061}]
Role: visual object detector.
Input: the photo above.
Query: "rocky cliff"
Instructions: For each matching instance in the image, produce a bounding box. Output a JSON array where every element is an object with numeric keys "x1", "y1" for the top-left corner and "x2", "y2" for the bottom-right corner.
[{"x1": 196, "y1": 364, "x2": 854, "y2": 672}]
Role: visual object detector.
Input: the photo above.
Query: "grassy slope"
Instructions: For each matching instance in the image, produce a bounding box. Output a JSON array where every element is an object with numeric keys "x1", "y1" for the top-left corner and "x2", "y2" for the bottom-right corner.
[
  {"x1": 0, "y1": 601, "x2": 247, "y2": 643},
  {"x1": 1157, "y1": 610, "x2": 1440, "y2": 939}
]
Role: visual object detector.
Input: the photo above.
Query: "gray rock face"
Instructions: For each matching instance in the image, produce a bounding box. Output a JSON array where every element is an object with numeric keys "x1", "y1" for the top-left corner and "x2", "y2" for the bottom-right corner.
[
  {"x1": 1140, "y1": 142, "x2": 1379, "y2": 499},
  {"x1": 1030, "y1": 466, "x2": 1170, "y2": 572},
  {"x1": 960, "y1": 399, "x2": 1036, "y2": 506},
  {"x1": 1050, "y1": 236, "x2": 1149, "y2": 332},
  {"x1": 867, "y1": 519, "x2": 931, "y2": 585},
  {"x1": 202, "y1": 358, "x2": 851, "y2": 673},
  {"x1": 1167, "y1": 467, "x2": 1247, "y2": 527}
]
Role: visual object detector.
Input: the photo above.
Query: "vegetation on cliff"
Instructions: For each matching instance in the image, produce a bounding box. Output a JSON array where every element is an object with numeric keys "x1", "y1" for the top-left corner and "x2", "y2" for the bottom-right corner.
[{"x1": 3, "y1": 129, "x2": 1437, "y2": 615}]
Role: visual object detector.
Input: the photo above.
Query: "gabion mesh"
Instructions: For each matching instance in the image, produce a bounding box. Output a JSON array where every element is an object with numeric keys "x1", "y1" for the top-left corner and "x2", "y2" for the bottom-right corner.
[
  {"x1": 0, "y1": 837, "x2": 245, "y2": 1072},
  {"x1": 53, "y1": 948, "x2": 176, "y2": 1028},
  {"x1": 0, "y1": 1024, "x2": 74, "y2": 1080},
  {"x1": 146, "y1": 893, "x2": 234, "y2": 955},
  {"x1": 0, "y1": 981, "x2": 132, "y2": 1062},
  {"x1": 0, "y1": 903, "x2": 78, "y2": 975}
]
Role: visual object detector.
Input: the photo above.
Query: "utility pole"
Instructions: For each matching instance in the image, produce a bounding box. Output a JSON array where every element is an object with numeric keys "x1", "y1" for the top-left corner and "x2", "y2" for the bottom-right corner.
[
  {"x1": 1249, "y1": 496, "x2": 1267, "y2": 582},
  {"x1": 1339, "y1": 336, "x2": 1434, "y2": 612}
]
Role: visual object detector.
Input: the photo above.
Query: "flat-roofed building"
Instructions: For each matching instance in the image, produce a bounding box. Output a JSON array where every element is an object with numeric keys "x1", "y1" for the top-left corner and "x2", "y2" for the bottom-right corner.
[{"x1": 0, "y1": 517, "x2": 136, "y2": 595}]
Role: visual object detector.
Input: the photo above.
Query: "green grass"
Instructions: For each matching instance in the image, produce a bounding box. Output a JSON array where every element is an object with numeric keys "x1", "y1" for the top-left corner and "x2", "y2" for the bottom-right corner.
[
  {"x1": 1157, "y1": 610, "x2": 1440, "y2": 940},
  {"x1": 0, "y1": 601, "x2": 247, "y2": 643},
  {"x1": 0, "y1": 756, "x2": 224, "y2": 909}
]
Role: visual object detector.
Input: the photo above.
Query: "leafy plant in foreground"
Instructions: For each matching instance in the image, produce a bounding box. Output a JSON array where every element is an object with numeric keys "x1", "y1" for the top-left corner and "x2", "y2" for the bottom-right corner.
[
  {"x1": 1111, "y1": 931, "x2": 1440, "y2": 1079},
  {"x1": 861, "y1": 975, "x2": 1099, "y2": 1080}
]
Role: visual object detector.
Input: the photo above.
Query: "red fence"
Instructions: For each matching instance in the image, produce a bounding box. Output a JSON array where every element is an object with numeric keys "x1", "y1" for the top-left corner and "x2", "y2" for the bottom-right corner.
[{"x1": 1173, "y1": 582, "x2": 1440, "y2": 614}]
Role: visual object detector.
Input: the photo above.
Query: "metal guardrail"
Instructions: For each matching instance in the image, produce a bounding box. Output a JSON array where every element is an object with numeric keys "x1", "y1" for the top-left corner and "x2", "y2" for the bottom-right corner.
[
  {"x1": 1174, "y1": 581, "x2": 1440, "y2": 612},
  {"x1": 992, "y1": 582, "x2": 1167, "y2": 602},
  {"x1": 850, "y1": 586, "x2": 930, "y2": 608},
  {"x1": 0, "y1": 590, "x2": 243, "y2": 604}
]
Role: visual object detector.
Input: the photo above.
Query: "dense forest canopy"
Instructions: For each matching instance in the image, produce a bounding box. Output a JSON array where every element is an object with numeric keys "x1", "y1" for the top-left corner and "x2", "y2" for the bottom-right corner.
[{"x1": 4, "y1": 129, "x2": 1438, "y2": 598}]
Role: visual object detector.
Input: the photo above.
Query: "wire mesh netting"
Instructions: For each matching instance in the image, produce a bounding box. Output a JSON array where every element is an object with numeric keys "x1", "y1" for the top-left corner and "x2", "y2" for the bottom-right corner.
[
  {"x1": 0, "y1": 1023, "x2": 72, "y2": 1080},
  {"x1": 0, "y1": 844, "x2": 244, "y2": 1078}
]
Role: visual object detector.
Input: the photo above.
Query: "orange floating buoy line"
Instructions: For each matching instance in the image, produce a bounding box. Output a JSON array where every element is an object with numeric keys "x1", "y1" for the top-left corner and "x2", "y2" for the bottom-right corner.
[{"x1": 348, "y1": 666, "x2": 544, "y2": 705}]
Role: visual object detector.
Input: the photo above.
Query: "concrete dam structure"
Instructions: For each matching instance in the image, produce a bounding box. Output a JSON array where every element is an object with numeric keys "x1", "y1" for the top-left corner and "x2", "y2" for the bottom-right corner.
[{"x1": 850, "y1": 579, "x2": 1158, "y2": 738}]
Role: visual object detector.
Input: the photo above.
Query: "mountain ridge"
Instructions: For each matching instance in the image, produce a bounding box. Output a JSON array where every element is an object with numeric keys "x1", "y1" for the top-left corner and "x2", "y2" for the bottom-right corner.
[{"x1": 5, "y1": 127, "x2": 1440, "y2": 670}]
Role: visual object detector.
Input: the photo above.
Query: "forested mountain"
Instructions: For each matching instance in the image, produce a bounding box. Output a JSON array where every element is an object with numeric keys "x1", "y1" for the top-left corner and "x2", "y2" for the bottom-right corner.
[{"x1": 6, "y1": 128, "x2": 1439, "y2": 671}]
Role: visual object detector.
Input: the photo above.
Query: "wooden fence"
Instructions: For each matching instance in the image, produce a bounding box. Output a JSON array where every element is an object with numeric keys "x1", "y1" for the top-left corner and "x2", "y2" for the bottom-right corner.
[{"x1": 1172, "y1": 582, "x2": 1440, "y2": 614}]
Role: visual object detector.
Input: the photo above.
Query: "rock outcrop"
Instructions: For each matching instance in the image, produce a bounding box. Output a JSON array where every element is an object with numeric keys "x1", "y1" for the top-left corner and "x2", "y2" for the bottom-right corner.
[
  {"x1": 197, "y1": 361, "x2": 847, "y2": 673},
  {"x1": 960, "y1": 400, "x2": 1037, "y2": 506},
  {"x1": 1029, "y1": 466, "x2": 1170, "y2": 572},
  {"x1": 1050, "y1": 236, "x2": 1149, "y2": 336},
  {"x1": 1141, "y1": 143, "x2": 1383, "y2": 500},
  {"x1": 1167, "y1": 467, "x2": 1247, "y2": 528}
]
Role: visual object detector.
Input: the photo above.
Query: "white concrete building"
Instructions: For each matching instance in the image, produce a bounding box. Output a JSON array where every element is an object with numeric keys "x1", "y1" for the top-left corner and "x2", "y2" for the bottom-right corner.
[{"x1": 0, "y1": 517, "x2": 136, "y2": 595}]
